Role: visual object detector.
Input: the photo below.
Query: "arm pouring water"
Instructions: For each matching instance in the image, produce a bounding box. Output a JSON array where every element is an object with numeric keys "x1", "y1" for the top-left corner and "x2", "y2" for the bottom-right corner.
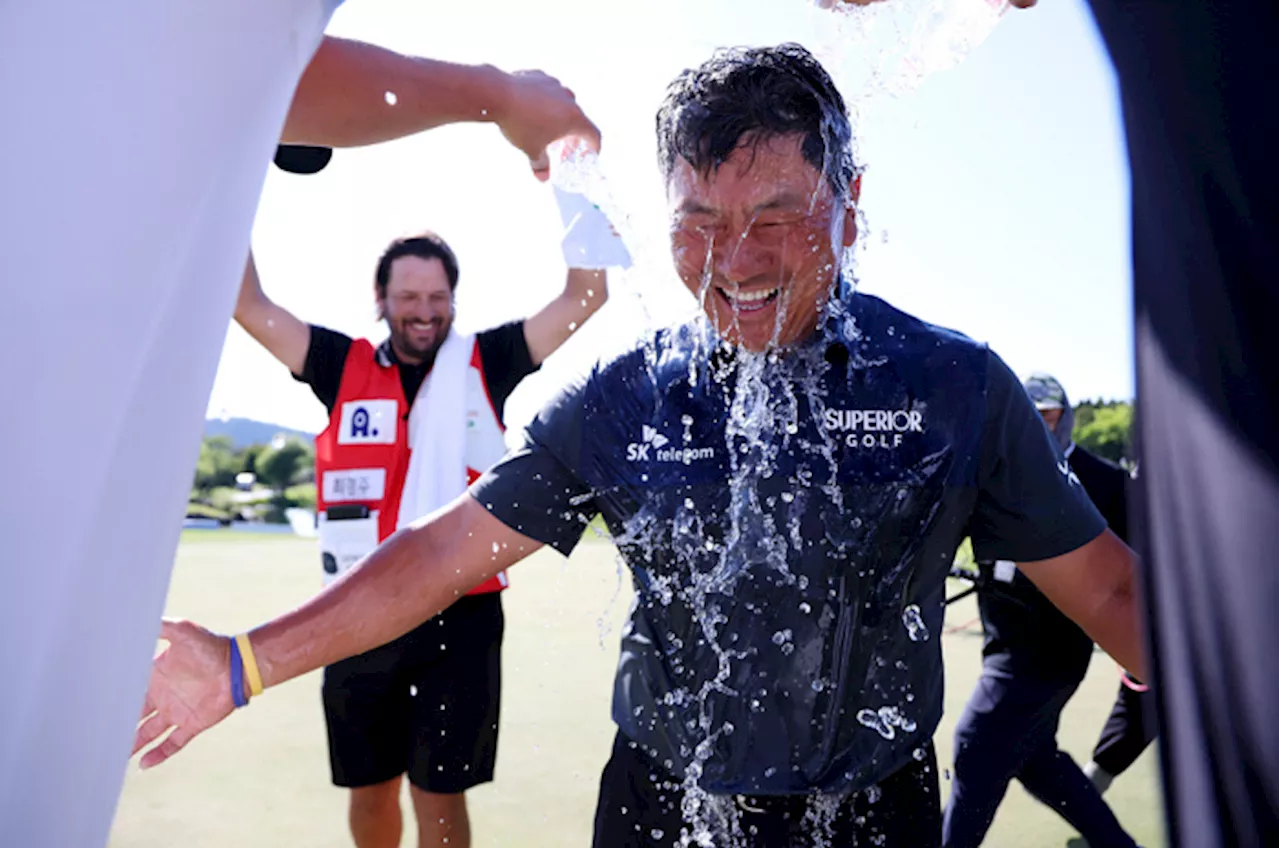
[{"x1": 281, "y1": 36, "x2": 602, "y2": 181}]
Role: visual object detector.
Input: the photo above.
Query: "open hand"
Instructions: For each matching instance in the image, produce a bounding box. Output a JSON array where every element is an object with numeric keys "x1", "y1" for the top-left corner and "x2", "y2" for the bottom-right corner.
[
  {"x1": 495, "y1": 70, "x2": 602, "y2": 181},
  {"x1": 132, "y1": 619, "x2": 236, "y2": 769}
]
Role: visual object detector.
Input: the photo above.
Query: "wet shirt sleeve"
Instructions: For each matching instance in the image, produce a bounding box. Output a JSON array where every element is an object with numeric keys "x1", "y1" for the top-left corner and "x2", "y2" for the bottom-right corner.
[
  {"x1": 967, "y1": 351, "x2": 1107, "y2": 562},
  {"x1": 468, "y1": 373, "x2": 598, "y2": 556}
]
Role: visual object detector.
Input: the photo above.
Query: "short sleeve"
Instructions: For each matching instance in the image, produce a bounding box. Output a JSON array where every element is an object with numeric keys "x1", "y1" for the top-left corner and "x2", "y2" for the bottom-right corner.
[
  {"x1": 476, "y1": 321, "x2": 538, "y2": 421},
  {"x1": 469, "y1": 372, "x2": 597, "y2": 556},
  {"x1": 293, "y1": 325, "x2": 353, "y2": 416},
  {"x1": 967, "y1": 351, "x2": 1107, "y2": 562}
]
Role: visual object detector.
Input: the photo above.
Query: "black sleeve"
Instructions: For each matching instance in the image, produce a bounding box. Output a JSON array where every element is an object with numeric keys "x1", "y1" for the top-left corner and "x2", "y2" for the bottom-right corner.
[
  {"x1": 967, "y1": 351, "x2": 1108, "y2": 562},
  {"x1": 293, "y1": 325, "x2": 353, "y2": 416},
  {"x1": 476, "y1": 321, "x2": 539, "y2": 422},
  {"x1": 469, "y1": 372, "x2": 597, "y2": 556},
  {"x1": 1073, "y1": 448, "x2": 1131, "y2": 544}
]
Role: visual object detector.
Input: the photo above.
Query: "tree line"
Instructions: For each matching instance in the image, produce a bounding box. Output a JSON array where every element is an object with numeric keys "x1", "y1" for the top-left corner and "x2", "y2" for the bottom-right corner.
[
  {"x1": 189, "y1": 435, "x2": 315, "y2": 523},
  {"x1": 1072, "y1": 399, "x2": 1133, "y2": 464}
]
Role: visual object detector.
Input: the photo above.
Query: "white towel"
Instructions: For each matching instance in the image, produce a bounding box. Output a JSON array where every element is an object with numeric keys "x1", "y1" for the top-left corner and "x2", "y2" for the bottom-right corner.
[{"x1": 396, "y1": 328, "x2": 474, "y2": 529}]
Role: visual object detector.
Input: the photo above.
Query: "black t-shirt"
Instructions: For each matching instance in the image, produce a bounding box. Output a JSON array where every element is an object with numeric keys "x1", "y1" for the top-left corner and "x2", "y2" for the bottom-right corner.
[
  {"x1": 294, "y1": 321, "x2": 536, "y2": 420},
  {"x1": 471, "y1": 292, "x2": 1104, "y2": 795}
]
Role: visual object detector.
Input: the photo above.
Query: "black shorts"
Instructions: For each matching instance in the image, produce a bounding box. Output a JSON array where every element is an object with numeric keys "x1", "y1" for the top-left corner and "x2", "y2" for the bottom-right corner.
[
  {"x1": 321, "y1": 592, "x2": 504, "y2": 794},
  {"x1": 592, "y1": 731, "x2": 941, "y2": 848}
]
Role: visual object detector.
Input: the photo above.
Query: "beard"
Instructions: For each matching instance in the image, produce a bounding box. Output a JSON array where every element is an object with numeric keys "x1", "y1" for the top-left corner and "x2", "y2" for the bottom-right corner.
[{"x1": 388, "y1": 315, "x2": 448, "y2": 365}]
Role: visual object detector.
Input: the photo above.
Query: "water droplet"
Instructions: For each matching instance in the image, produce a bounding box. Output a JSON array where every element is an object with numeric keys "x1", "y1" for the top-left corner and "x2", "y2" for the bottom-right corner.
[
  {"x1": 684, "y1": 498, "x2": 695, "y2": 509},
  {"x1": 857, "y1": 708, "x2": 895, "y2": 740},
  {"x1": 492, "y1": 542, "x2": 500, "y2": 554},
  {"x1": 913, "y1": 747, "x2": 927, "y2": 761},
  {"x1": 681, "y1": 414, "x2": 693, "y2": 425},
  {"x1": 811, "y1": 679, "x2": 825, "y2": 692},
  {"x1": 771, "y1": 629, "x2": 792, "y2": 646},
  {"x1": 902, "y1": 604, "x2": 929, "y2": 641},
  {"x1": 799, "y1": 601, "x2": 812, "y2": 614},
  {"x1": 409, "y1": 685, "x2": 418, "y2": 697},
  {"x1": 384, "y1": 91, "x2": 398, "y2": 105},
  {"x1": 780, "y1": 491, "x2": 795, "y2": 503},
  {"x1": 764, "y1": 766, "x2": 777, "y2": 778},
  {"x1": 866, "y1": 785, "x2": 882, "y2": 804}
]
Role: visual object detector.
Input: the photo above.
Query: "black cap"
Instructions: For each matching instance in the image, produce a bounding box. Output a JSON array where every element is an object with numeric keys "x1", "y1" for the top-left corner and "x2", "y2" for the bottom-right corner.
[{"x1": 273, "y1": 145, "x2": 333, "y2": 174}]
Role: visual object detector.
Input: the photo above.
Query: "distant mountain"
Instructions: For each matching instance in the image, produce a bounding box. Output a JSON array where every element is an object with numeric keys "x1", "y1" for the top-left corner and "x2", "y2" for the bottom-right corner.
[{"x1": 204, "y1": 417, "x2": 315, "y2": 448}]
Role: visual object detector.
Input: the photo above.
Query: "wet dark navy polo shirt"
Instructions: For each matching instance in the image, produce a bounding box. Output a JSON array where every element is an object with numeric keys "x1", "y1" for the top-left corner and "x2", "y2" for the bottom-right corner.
[{"x1": 471, "y1": 291, "x2": 1104, "y2": 795}]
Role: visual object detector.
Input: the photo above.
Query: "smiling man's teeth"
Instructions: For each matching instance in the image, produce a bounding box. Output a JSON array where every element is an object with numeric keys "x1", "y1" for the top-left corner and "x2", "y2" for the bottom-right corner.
[{"x1": 722, "y1": 287, "x2": 778, "y2": 303}]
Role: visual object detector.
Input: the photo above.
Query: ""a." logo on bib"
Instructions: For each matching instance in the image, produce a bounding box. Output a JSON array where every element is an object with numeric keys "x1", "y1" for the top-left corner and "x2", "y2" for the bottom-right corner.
[{"x1": 337, "y1": 399, "x2": 398, "y2": 445}]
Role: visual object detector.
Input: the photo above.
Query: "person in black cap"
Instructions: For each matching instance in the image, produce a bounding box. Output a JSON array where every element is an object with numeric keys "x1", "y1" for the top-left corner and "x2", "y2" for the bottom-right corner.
[{"x1": 942, "y1": 373, "x2": 1139, "y2": 848}]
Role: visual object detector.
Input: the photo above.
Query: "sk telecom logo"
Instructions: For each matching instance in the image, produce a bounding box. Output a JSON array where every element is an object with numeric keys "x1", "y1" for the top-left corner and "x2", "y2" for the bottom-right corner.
[{"x1": 627, "y1": 424, "x2": 714, "y2": 465}]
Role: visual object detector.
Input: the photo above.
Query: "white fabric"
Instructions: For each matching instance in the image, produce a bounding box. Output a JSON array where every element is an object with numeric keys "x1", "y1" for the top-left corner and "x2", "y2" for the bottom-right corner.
[
  {"x1": 0, "y1": 2, "x2": 335, "y2": 845},
  {"x1": 396, "y1": 330, "x2": 475, "y2": 528}
]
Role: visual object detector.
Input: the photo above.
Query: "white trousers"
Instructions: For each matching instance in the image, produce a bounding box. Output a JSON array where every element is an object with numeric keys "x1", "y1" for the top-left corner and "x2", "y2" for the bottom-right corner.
[{"x1": 0, "y1": 2, "x2": 336, "y2": 844}]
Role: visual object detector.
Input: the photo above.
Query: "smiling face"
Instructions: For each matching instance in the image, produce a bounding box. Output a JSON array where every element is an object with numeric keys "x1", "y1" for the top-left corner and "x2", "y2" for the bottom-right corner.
[
  {"x1": 378, "y1": 255, "x2": 454, "y2": 365},
  {"x1": 668, "y1": 134, "x2": 857, "y2": 352}
]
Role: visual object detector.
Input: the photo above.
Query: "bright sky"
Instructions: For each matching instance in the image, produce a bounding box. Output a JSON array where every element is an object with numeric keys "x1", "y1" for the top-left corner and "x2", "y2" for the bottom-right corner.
[{"x1": 206, "y1": 0, "x2": 1132, "y2": 436}]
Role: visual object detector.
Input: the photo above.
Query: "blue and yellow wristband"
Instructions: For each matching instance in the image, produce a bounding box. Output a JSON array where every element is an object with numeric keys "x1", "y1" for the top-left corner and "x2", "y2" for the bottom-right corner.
[{"x1": 228, "y1": 633, "x2": 264, "y2": 708}]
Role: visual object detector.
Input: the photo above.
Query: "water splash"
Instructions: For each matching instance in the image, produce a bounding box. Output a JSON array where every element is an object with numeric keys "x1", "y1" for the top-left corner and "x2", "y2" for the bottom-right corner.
[
  {"x1": 901, "y1": 603, "x2": 929, "y2": 641},
  {"x1": 856, "y1": 704, "x2": 918, "y2": 740},
  {"x1": 804, "y1": 0, "x2": 1010, "y2": 102}
]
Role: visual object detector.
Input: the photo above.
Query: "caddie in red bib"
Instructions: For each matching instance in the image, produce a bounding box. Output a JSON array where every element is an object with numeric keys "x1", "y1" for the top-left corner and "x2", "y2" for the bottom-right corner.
[{"x1": 229, "y1": 207, "x2": 627, "y2": 846}]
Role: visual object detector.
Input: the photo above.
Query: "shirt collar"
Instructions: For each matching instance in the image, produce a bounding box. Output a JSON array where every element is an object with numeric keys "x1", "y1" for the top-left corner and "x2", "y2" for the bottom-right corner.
[{"x1": 375, "y1": 339, "x2": 396, "y2": 368}]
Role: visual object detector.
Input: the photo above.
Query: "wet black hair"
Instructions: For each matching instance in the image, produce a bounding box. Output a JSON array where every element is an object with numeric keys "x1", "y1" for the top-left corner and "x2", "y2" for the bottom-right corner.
[{"x1": 656, "y1": 43, "x2": 858, "y2": 200}]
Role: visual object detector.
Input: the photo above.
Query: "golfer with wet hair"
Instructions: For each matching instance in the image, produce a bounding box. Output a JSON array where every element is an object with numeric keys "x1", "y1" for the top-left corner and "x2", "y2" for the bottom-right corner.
[{"x1": 135, "y1": 45, "x2": 1144, "y2": 846}]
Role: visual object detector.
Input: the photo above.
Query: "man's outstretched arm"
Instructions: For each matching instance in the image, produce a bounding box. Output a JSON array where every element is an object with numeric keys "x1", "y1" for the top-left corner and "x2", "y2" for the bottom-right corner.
[
  {"x1": 132, "y1": 495, "x2": 543, "y2": 768},
  {"x1": 233, "y1": 251, "x2": 311, "y2": 376},
  {"x1": 282, "y1": 35, "x2": 601, "y2": 179}
]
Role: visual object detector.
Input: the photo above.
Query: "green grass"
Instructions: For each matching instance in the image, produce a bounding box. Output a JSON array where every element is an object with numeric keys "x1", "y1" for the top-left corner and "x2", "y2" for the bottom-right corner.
[{"x1": 110, "y1": 536, "x2": 1163, "y2": 848}]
